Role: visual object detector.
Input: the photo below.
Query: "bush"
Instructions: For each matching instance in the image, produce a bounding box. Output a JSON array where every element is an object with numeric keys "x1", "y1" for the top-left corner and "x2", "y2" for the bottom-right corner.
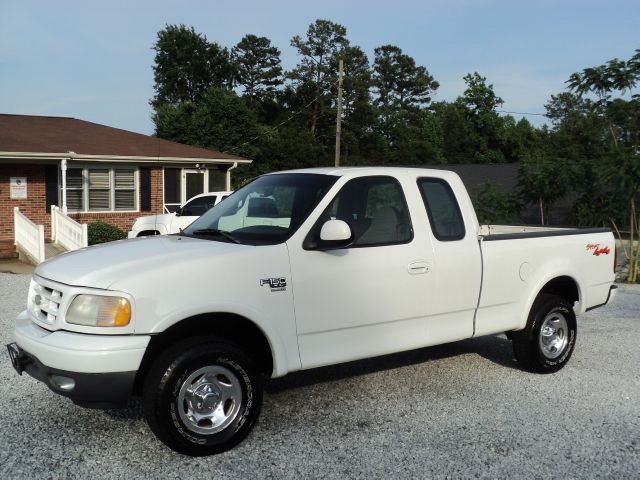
[{"x1": 88, "y1": 221, "x2": 127, "y2": 245}]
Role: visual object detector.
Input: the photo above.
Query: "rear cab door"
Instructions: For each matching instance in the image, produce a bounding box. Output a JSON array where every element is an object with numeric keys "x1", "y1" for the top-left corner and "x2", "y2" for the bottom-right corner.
[{"x1": 411, "y1": 171, "x2": 483, "y2": 339}]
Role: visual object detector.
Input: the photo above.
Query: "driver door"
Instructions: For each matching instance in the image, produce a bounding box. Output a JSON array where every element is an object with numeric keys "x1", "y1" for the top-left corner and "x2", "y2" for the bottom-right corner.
[{"x1": 287, "y1": 175, "x2": 436, "y2": 369}]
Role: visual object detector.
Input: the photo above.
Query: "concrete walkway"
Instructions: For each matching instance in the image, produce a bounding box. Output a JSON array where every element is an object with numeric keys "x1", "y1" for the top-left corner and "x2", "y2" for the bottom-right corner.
[
  {"x1": 0, "y1": 259, "x2": 34, "y2": 274},
  {"x1": 0, "y1": 241, "x2": 65, "y2": 274}
]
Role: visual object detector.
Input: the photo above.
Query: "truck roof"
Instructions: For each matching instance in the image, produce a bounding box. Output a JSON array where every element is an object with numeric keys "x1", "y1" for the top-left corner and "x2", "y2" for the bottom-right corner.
[{"x1": 270, "y1": 166, "x2": 462, "y2": 179}]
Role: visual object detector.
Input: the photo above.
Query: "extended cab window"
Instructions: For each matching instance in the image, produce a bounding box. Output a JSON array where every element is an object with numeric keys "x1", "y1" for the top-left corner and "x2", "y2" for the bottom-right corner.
[
  {"x1": 316, "y1": 176, "x2": 412, "y2": 247},
  {"x1": 418, "y1": 178, "x2": 465, "y2": 241}
]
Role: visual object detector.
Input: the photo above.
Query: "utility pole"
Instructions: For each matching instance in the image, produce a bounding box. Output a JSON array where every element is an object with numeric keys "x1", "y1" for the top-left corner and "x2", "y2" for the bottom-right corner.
[{"x1": 334, "y1": 58, "x2": 344, "y2": 167}]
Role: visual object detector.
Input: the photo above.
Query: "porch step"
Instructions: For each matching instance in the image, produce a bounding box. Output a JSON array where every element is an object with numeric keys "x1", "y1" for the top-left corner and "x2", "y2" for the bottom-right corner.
[{"x1": 45, "y1": 241, "x2": 66, "y2": 260}]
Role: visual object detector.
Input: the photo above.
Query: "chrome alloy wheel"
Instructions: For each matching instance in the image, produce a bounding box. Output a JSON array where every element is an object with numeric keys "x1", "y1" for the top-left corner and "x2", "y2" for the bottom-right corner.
[
  {"x1": 177, "y1": 365, "x2": 243, "y2": 435},
  {"x1": 538, "y1": 311, "x2": 569, "y2": 359}
]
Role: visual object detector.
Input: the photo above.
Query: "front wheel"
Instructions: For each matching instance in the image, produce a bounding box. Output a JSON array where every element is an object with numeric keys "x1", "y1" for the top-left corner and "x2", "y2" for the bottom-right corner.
[
  {"x1": 512, "y1": 294, "x2": 577, "y2": 373},
  {"x1": 142, "y1": 337, "x2": 263, "y2": 456}
]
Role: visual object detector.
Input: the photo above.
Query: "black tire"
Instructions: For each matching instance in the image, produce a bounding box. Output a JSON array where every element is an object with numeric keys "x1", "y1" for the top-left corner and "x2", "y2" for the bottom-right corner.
[
  {"x1": 512, "y1": 294, "x2": 577, "y2": 374},
  {"x1": 142, "y1": 336, "x2": 263, "y2": 456}
]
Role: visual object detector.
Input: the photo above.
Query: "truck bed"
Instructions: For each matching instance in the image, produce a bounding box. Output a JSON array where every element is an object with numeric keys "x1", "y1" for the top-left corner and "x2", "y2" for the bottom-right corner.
[
  {"x1": 474, "y1": 226, "x2": 616, "y2": 337},
  {"x1": 479, "y1": 224, "x2": 610, "y2": 239}
]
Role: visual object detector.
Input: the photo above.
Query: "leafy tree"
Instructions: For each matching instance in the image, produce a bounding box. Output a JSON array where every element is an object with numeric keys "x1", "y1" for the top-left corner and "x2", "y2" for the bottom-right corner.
[
  {"x1": 566, "y1": 49, "x2": 640, "y2": 281},
  {"x1": 328, "y1": 46, "x2": 375, "y2": 162},
  {"x1": 290, "y1": 19, "x2": 349, "y2": 137},
  {"x1": 474, "y1": 181, "x2": 521, "y2": 224},
  {"x1": 432, "y1": 101, "x2": 474, "y2": 163},
  {"x1": 516, "y1": 152, "x2": 569, "y2": 225},
  {"x1": 232, "y1": 34, "x2": 283, "y2": 105},
  {"x1": 373, "y1": 45, "x2": 439, "y2": 112},
  {"x1": 152, "y1": 24, "x2": 234, "y2": 106},
  {"x1": 155, "y1": 87, "x2": 261, "y2": 159},
  {"x1": 457, "y1": 72, "x2": 506, "y2": 163}
]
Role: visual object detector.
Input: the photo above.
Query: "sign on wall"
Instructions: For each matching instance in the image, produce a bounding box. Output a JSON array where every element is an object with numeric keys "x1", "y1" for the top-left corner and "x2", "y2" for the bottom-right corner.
[{"x1": 10, "y1": 177, "x2": 27, "y2": 199}]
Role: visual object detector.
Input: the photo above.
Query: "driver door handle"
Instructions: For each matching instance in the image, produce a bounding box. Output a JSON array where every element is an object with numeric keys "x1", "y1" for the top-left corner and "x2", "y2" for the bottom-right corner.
[{"x1": 407, "y1": 261, "x2": 430, "y2": 275}]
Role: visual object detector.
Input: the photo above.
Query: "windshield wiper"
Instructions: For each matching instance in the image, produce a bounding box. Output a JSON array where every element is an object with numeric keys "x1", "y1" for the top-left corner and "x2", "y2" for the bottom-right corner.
[{"x1": 190, "y1": 228, "x2": 240, "y2": 244}]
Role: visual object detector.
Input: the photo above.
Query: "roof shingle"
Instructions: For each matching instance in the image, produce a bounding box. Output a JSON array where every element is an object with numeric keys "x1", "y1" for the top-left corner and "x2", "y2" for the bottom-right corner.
[{"x1": 0, "y1": 114, "x2": 248, "y2": 161}]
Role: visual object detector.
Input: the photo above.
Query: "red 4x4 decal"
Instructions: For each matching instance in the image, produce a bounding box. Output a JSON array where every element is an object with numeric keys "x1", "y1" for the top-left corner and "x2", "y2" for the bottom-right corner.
[{"x1": 586, "y1": 243, "x2": 610, "y2": 256}]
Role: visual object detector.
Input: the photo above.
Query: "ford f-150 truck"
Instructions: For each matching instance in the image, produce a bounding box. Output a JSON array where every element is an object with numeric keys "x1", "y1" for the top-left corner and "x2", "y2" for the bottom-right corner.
[{"x1": 7, "y1": 167, "x2": 617, "y2": 456}]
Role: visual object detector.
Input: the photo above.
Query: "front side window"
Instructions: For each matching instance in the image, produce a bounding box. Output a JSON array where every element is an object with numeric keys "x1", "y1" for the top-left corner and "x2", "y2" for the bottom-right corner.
[
  {"x1": 311, "y1": 176, "x2": 413, "y2": 248},
  {"x1": 184, "y1": 173, "x2": 338, "y2": 245},
  {"x1": 417, "y1": 178, "x2": 465, "y2": 241},
  {"x1": 180, "y1": 196, "x2": 217, "y2": 216},
  {"x1": 64, "y1": 167, "x2": 137, "y2": 212}
]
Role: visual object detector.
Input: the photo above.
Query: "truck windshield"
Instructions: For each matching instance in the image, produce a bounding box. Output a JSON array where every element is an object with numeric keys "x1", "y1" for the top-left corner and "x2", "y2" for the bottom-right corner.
[{"x1": 183, "y1": 173, "x2": 338, "y2": 245}]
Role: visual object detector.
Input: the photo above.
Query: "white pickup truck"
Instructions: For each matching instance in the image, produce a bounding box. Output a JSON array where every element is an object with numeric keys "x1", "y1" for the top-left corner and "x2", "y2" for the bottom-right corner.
[
  {"x1": 128, "y1": 191, "x2": 232, "y2": 237},
  {"x1": 7, "y1": 167, "x2": 617, "y2": 456}
]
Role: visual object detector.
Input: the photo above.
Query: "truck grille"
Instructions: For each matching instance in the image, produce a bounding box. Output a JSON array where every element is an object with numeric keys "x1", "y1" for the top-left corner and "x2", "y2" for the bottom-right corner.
[{"x1": 28, "y1": 279, "x2": 64, "y2": 325}]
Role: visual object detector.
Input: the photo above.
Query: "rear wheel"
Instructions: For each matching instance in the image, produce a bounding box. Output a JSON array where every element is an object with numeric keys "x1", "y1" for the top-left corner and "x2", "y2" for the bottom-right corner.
[
  {"x1": 142, "y1": 337, "x2": 262, "y2": 456},
  {"x1": 512, "y1": 294, "x2": 577, "y2": 373}
]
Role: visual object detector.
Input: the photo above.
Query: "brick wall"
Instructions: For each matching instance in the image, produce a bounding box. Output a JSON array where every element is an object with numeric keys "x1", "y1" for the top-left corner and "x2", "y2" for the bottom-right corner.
[
  {"x1": 1, "y1": 164, "x2": 164, "y2": 250},
  {"x1": 0, "y1": 164, "x2": 49, "y2": 241}
]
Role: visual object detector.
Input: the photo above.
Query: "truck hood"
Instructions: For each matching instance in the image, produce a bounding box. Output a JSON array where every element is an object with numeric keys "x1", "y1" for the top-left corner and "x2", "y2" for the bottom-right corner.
[{"x1": 35, "y1": 236, "x2": 246, "y2": 290}]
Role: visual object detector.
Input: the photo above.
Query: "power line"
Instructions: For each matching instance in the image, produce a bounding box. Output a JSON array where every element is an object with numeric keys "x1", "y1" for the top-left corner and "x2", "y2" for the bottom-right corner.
[
  {"x1": 223, "y1": 93, "x2": 324, "y2": 156},
  {"x1": 497, "y1": 109, "x2": 548, "y2": 117}
]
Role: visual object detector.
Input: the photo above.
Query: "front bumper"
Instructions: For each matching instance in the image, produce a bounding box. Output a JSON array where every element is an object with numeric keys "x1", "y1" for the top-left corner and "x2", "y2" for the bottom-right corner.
[
  {"x1": 9, "y1": 310, "x2": 150, "y2": 408},
  {"x1": 7, "y1": 342, "x2": 136, "y2": 408}
]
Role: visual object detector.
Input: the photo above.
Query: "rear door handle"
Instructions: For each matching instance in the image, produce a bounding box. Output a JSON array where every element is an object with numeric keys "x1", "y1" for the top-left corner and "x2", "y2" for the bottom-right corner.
[{"x1": 407, "y1": 261, "x2": 430, "y2": 275}]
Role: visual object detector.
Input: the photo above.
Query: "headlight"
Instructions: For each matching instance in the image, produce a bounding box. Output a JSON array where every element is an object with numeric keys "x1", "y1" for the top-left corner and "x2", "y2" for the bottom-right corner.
[{"x1": 66, "y1": 295, "x2": 131, "y2": 327}]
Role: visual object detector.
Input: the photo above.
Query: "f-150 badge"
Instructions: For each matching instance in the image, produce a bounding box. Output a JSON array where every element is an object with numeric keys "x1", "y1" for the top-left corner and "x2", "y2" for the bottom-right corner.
[{"x1": 260, "y1": 277, "x2": 287, "y2": 292}]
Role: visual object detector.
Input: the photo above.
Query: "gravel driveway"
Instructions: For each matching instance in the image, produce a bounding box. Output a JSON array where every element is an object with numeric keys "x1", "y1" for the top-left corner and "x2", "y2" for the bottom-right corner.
[{"x1": 1, "y1": 272, "x2": 638, "y2": 479}]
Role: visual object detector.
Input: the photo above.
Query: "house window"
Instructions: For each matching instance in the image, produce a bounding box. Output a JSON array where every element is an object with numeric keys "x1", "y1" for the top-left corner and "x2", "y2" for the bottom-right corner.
[
  {"x1": 114, "y1": 169, "x2": 136, "y2": 210},
  {"x1": 64, "y1": 167, "x2": 137, "y2": 212},
  {"x1": 208, "y1": 166, "x2": 227, "y2": 191}
]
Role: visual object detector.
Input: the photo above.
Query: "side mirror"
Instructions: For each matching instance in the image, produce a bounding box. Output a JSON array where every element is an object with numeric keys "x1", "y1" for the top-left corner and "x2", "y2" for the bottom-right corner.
[
  {"x1": 320, "y1": 219, "x2": 351, "y2": 242},
  {"x1": 303, "y1": 219, "x2": 354, "y2": 250},
  {"x1": 174, "y1": 207, "x2": 182, "y2": 217}
]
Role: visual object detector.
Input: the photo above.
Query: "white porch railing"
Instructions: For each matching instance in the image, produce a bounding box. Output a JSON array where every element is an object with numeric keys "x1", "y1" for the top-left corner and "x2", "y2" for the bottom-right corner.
[
  {"x1": 51, "y1": 205, "x2": 88, "y2": 251},
  {"x1": 14, "y1": 207, "x2": 45, "y2": 264}
]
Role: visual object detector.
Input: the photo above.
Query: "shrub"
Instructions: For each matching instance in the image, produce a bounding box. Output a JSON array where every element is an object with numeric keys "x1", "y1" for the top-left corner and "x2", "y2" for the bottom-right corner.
[{"x1": 88, "y1": 221, "x2": 127, "y2": 245}]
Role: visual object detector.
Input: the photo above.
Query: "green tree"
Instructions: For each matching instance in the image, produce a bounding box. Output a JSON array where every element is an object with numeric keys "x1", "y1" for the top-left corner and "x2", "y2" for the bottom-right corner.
[
  {"x1": 152, "y1": 24, "x2": 234, "y2": 106},
  {"x1": 154, "y1": 87, "x2": 261, "y2": 159},
  {"x1": 232, "y1": 34, "x2": 283, "y2": 105},
  {"x1": 328, "y1": 46, "x2": 375, "y2": 162},
  {"x1": 457, "y1": 72, "x2": 506, "y2": 163},
  {"x1": 566, "y1": 49, "x2": 640, "y2": 281},
  {"x1": 474, "y1": 181, "x2": 521, "y2": 224},
  {"x1": 432, "y1": 101, "x2": 474, "y2": 163},
  {"x1": 516, "y1": 152, "x2": 569, "y2": 225},
  {"x1": 373, "y1": 45, "x2": 439, "y2": 112},
  {"x1": 290, "y1": 19, "x2": 349, "y2": 137}
]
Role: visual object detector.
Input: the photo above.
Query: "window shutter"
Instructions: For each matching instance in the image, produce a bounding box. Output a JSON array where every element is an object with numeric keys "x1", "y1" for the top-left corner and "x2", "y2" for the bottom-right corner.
[
  {"x1": 45, "y1": 165, "x2": 59, "y2": 213},
  {"x1": 139, "y1": 167, "x2": 151, "y2": 211}
]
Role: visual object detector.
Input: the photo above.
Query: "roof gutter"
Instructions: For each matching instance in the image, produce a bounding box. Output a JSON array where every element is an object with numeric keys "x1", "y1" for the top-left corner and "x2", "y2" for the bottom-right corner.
[
  {"x1": 226, "y1": 162, "x2": 238, "y2": 190},
  {"x1": 0, "y1": 151, "x2": 252, "y2": 164}
]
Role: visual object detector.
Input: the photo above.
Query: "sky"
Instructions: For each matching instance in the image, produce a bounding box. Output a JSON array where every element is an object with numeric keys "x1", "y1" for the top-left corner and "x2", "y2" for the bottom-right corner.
[{"x1": 1, "y1": 0, "x2": 638, "y2": 135}]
